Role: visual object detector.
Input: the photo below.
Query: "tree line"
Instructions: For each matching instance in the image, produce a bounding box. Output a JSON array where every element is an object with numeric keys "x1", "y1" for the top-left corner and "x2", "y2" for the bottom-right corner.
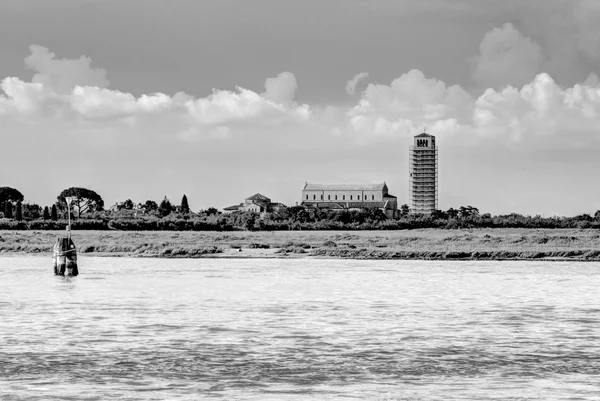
[{"x1": 2, "y1": 186, "x2": 600, "y2": 231}]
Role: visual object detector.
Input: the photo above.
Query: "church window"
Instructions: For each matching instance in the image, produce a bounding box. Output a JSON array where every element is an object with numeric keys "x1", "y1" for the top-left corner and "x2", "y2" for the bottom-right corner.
[
  {"x1": 335, "y1": 195, "x2": 338, "y2": 200},
  {"x1": 321, "y1": 194, "x2": 323, "y2": 200},
  {"x1": 328, "y1": 195, "x2": 330, "y2": 200},
  {"x1": 343, "y1": 195, "x2": 345, "y2": 200},
  {"x1": 306, "y1": 195, "x2": 308, "y2": 200},
  {"x1": 372, "y1": 195, "x2": 375, "y2": 200},
  {"x1": 350, "y1": 195, "x2": 352, "y2": 200},
  {"x1": 313, "y1": 195, "x2": 316, "y2": 200}
]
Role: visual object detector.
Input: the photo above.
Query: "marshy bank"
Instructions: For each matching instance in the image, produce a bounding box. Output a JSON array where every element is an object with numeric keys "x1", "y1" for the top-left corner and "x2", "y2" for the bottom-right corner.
[{"x1": 1, "y1": 229, "x2": 600, "y2": 261}]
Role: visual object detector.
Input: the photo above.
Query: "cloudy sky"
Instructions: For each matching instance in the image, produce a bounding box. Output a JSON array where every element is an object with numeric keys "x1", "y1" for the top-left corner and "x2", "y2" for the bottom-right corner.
[{"x1": 1, "y1": 0, "x2": 600, "y2": 216}]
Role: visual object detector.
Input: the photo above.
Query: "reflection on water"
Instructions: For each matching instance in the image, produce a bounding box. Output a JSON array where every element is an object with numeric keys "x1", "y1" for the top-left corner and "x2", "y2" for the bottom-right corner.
[{"x1": 1, "y1": 257, "x2": 600, "y2": 400}]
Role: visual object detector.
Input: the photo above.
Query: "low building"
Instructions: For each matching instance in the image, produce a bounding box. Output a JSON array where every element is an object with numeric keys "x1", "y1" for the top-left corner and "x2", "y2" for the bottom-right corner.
[
  {"x1": 301, "y1": 182, "x2": 398, "y2": 218},
  {"x1": 223, "y1": 193, "x2": 287, "y2": 214}
]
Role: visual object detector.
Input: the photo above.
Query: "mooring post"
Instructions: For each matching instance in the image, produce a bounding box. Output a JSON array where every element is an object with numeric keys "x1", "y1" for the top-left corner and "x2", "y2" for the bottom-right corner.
[{"x1": 53, "y1": 196, "x2": 78, "y2": 276}]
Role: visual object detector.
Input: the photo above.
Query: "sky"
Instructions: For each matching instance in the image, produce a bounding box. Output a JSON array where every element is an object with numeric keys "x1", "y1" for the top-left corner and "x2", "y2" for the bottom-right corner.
[{"x1": 1, "y1": 0, "x2": 600, "y2": 216}]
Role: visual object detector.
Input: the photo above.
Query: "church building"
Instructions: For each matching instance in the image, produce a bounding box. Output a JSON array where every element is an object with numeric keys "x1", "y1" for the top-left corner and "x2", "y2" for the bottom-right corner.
[{"x1": 301, "y1": 182, "x2": 398, "y2": 218}]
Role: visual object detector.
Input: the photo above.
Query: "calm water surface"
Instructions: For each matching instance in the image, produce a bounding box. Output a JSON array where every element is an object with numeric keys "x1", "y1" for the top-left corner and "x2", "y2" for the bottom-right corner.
[{"x1": 1, "y1": 256, "x2": 600, "y2": 400}]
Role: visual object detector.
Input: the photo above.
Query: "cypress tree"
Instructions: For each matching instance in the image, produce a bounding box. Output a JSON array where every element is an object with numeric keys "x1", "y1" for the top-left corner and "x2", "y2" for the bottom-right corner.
[
  {"x1": 180, "y1": 194, "x2": 190, "y2": 214},
  {"x1": 5, "y1": 202, "x2": 12, "y2": 219},
  {"x1": 158, "y1": 197, "x2": 173, "y2": 217},
  {"x1": 51, "y1": 204, "x2": 58, "y2": 221},
  {"x1": 43, "y1": 206, "x2": 50, "y2": 220},
  {"x1": 15, "y1": 201, "x2": 23, "y2": 221}
]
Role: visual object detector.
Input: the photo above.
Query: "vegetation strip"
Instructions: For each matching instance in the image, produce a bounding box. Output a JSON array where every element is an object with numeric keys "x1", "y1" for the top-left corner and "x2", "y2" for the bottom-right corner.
[
  {"x1": 1, "y1": 229, "x2": 600, "y2": 261},
  {"x1": 3, "y1": 186, "x2": 600, "y2": 231}
]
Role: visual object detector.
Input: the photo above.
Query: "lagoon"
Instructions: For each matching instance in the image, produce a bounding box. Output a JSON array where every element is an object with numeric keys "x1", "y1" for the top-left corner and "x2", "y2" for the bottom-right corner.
[{"x1": 1, "y1": 257, "x2": 600, "y2": 400}]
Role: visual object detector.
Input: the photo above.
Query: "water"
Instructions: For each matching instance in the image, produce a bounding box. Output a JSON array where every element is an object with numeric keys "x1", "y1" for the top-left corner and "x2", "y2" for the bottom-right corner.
[{"x1": 1, "y1": 256, "x2": 600, "y2": 400}]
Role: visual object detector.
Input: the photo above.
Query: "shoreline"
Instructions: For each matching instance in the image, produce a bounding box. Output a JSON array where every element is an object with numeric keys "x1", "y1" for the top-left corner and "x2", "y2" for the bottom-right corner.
[
  {"x1": 3, "y1": 251, "x2": 600, "y2": 262},
  {"x1": 1, "y1": 228, "x2": 600, "y2": 261},
  {"x1": 5, "y1": 250, "x2": 600, "y2": 262}
]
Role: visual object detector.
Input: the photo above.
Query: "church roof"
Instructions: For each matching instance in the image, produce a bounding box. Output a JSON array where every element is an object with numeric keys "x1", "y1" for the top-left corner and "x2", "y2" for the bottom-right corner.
[
  {"x1": 223, "y1": 204, "x2": 242, "y2": 211},
  {"x1": 245, "y1": 193, "x2": 271, "y2": 202},
  {"x1": 415, "y1": 132, "x2": 435, "y2": 138},
  {"x1": 303, "y1": 183, "x2": 387, "y2": 191}
]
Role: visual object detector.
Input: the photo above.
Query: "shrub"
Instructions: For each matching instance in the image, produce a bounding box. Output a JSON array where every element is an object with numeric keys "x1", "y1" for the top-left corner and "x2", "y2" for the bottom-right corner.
[{"x1": 248, "y1": 242, "x2": 270, "y2": 249}]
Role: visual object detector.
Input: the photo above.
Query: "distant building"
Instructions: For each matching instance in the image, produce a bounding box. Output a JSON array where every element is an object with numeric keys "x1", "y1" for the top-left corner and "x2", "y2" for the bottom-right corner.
[
  {"x1": 409, "y1": 132, "x2": 438, "y2": 214},
  {"x1": 301, "y1": 183, "x2": 398, "y2": 218},
  {"x1": 223, "y1": 193, "x2": 287, "y2": 214}
]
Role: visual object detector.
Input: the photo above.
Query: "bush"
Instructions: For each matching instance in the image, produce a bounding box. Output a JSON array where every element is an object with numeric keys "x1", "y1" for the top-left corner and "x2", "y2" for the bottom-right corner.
[
  {"x1": 28, "y1": 220, "x2": 64, "y2": 230},
  {"x1": 248, "y1": 242, "x2": 270, "y2": 249},
  {"x1": 276, "y1": 246, "x2": 307, "y2": 254},
  {"x1": 0, "y1": 220, "x2": 27, "y2": 230},
  {"x1": 71, "y1": 220, "x2": 108, "y2": 230},
  {"x1": 283, "y1": 241, "x2": 311, "y2": 249}
]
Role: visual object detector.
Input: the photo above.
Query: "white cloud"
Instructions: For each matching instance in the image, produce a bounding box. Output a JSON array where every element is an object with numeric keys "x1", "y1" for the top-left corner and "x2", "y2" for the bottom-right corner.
[
  {"x1": 341, "y1": 65, "x2": 600, "y2": 150},
  {"x1": 347, "y1": 69, "x2": 472, "y2": 141},
  {"x1": 2, "y1": 44, "x2": 600, "y2": 153},
  {"x1": 70, "y1": 87, "x2": 181, "y2": 120},
  {"x1": 184, "y1": 84, "x2": 310, "y2": 128},
  {"x1": 472, "y1": 23, "x2": 544, "y2": 90},
  {"x1": 1, "y1": 78, "x2": 47, "y2": 113},
  {"x1": 262, "y1": 72, "x2": 297, "y2": 105},
  {"x1": 473, "y1": 72, "x2": 600, "y2": 144},
  {"x1": 0, "y1": 46, "x2": 313, "y2": 141},
  {"x1": 185, "y1": 88, "x2": 268, "y2": 125},
  {"x1": 583, "y1": 73, "x2": 600, "y2": 86},
  {"x1": 70, "y1": 86, "x2": 139, "y2": 119},
  {"x1": 494, "y1": 0, "x2": 600, "y2": 85},
  {"x1": 25, "y1": 45, "x2": 110, "y2": 94},
  {"x1": 346, "y1": 72, "x2": 369, "y2": 95}
]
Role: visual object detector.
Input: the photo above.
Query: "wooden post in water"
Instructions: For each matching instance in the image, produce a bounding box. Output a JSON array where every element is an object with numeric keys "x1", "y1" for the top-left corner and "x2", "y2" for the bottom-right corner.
[
  {"x1": 53, "y1": 196, "x2": 78, "y2": 276},
  {"x1": 53, "y1": 237, "x2": 78, "y2": 276}
]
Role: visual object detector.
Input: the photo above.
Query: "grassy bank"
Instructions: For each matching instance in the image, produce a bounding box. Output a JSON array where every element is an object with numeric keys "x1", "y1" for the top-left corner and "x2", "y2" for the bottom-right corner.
[{"x1": 1, "y1": 229, "x2": 600, "y2": 261}]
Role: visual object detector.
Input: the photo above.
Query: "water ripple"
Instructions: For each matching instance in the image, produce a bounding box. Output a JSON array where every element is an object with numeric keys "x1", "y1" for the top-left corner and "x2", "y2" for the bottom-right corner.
[{"x1": 1, "y1": 257, "x2": 600, "y2": 400}]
